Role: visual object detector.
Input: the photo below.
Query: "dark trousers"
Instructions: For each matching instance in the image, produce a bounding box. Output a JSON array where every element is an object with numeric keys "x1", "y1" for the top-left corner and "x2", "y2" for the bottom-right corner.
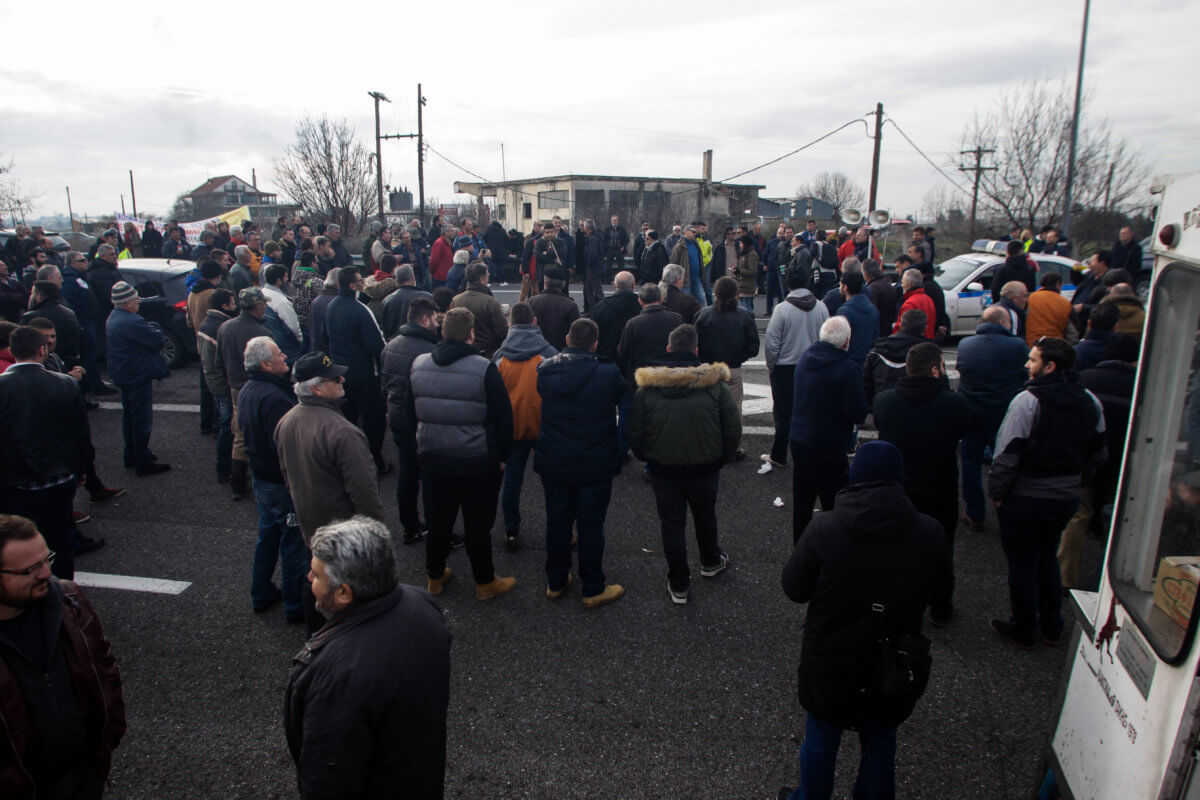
[
  {"x1": 250, "y1": 478, "x2": 306, "y2": 618},
  {"x1": 0, "y1": 481, "x2": 77, "y2": 579},
  {"x1": 79, "y1": 324, "x2": 103, "y2": 394},
  {"x1": 766, "y1": 269, "x2": 784, "y2": 314},
  {"x1": 119, "y1": 381, "x2": 154, "y2": 467},
  {"x1": 199, "y1": 365, "x2": 214, "y2": 431},
  {"x1": 393, "y1": 432, "x2": 429, "y2": 536},
  {"x1": 500, "y1": 440, "x2": 533, "y2": 535},
  {"x1": 961, "y1": 423, "x2": 999, "y2": 524},
  {"x1": 908, "y1": 489, "x2": 959, "y2": 618},
  {"x1": 790, "y1": 712, "x2": 899, "y2": 800},
  {"x1": 790, "y1": 445, "x2": 848, "y2": 543},
  {"x1": 648, "y1": 471, "x2": 722, "y2": 591},
  {"x1": 341, "y1": 376, "x2": 386, "y2": 464},
  {"x1": 615, "y1": 386, "x2": 633, "y2": 457},
  {"x1": 998, "y1": 494, "x2": 1079, "y2": 641},
  {"x1": 603, "y1": 252, "x2": 622, "y2": 280},
  {"x1": 770, "y1": 365, "x2": 797, "y2": 464},
  {"x1": 583, "y1": 270, "x2": 604, "y2": 312},
  {"x1": 543, "y1": 477, "x2": 612, "y2": 596},
  {"x1": 214, "y1": 395, "x2": 233, "y2": 478},
  {"x1": 424, "y1": 469, "x2": 500, "y2": 584}
]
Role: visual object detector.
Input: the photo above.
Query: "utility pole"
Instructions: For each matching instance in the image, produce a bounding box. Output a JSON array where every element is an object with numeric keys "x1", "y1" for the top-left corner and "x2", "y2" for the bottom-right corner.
[
  {"x1": 368, "y1": 91, "x2": 389, "y2": 224},
  {"x1": 66, "y1": 186, "x2": 74, "y2": 231},
  {"x1": 500, "y1": 142, "x2": 506, "y2": 183},
  {"x1": 868, "y1": 102, "x2": 883, "y2": 212},
  {"x1": 1061, "y1": 0, "x2": 1091, "y2": 238},
  {"x1": 1103, "y1": 162, "x2": 1115, "y2": 212},
  {"x1": 417, "y1": 83, "x2": 426, "y2": 226},
  {"x1": 120, "y1": 195, "x2": 126, "y2": 215},
  {"x1": 959, "y1": 147, "x2": 997, "y2": 242},
  {"x1": 129, "y1": 170, "x2": 138, "y2": 217}
]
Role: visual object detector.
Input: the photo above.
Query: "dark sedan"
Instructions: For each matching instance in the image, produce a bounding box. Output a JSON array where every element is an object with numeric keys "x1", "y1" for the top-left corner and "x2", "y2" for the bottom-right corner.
[{"x1": 114, "y1": 258, "x2": 197, "y2": 368}]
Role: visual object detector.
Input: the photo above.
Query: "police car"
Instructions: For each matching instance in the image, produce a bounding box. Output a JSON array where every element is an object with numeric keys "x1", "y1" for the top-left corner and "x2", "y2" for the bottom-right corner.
[{"x1": 934, "y1": 240, "x2": 1082, "y2": 336}]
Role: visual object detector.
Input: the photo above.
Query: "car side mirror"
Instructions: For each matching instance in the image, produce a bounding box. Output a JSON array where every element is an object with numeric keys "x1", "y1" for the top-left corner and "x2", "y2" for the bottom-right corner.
[{"x1": 966, "y1": 282, "x2": 984, "y2": 292}]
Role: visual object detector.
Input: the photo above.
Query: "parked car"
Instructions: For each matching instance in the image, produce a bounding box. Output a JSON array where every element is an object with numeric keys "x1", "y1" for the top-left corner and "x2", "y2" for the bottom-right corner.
[
  {"x1": 935, "y1": 246, "x2": 1082, "y2": 337},
  {"x1": 114, "y1": 259, "x2": 197, "y2": 368},
  {"x1": 0, "y1": 228, "x2": 72, "y2": 255}
]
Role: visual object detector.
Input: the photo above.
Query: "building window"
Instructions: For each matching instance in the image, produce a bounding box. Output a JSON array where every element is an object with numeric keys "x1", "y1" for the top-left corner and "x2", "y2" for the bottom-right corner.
[
  {"x1": 498, "y1": 204, "x2": 507, "y2": 219},
  {"x1": 609, "y1": 189, "x2": 640, "y2": 206},
  {"x1": 226, "y1": 194, "x2": 238, "y2": 205},
  {"x1": 522, "y1": 203, "x2": 532, "y2": 219},
  {"x1": 538, "y1": 190, "x2": 569, "y2": 209}
]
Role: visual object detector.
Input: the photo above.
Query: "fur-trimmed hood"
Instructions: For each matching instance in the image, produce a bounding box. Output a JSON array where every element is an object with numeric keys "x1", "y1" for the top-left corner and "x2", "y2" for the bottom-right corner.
[{"x1": 635, "y1": 361, "x2": 730, "y2": 394}]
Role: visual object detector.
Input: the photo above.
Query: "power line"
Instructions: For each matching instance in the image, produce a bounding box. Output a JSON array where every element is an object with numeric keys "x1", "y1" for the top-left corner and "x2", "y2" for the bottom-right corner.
[{"x1": 881, "y1": 118, "x2": 974, "y2": 197}]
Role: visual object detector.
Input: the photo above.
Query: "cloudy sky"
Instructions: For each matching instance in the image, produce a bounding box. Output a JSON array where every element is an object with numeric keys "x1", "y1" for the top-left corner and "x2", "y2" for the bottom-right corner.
[{"x1": 2, "y1": 0, "x2": 1195, "y2": 223}]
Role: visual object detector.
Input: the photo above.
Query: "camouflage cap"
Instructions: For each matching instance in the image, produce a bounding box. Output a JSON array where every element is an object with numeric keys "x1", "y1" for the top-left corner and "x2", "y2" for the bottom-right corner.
[{"x1": 238, "y1": 287, "x2": 269, "y2": 309}]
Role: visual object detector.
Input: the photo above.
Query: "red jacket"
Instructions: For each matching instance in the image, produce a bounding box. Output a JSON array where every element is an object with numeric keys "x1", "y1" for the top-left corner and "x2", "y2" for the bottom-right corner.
[
  {"x1": 429, "y1": 237, "x2": 454, "y2": 281},
  {"x1": 894, "y1": 287, "x2": 937, "y2": 339},
  {"x1": 837, "y1": 239, "x2": 882, "y2": 265},
  {"x1": 0, "y1": 579, "x2": 126, "y2": 798}
]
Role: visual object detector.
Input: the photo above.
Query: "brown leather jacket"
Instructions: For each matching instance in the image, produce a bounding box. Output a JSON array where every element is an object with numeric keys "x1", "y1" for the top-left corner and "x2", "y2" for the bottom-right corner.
[{"x1": 0, "y1": 578, "x2": 126, "y2": 798}]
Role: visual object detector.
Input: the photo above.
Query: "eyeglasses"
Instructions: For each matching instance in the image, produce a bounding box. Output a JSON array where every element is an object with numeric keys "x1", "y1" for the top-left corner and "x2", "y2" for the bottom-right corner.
[{"x1": 0, "y1": 551, "x2": 55, "y2": 576}]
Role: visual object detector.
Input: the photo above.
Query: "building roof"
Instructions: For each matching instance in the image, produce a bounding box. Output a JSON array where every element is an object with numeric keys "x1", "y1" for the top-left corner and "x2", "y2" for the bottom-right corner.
[
  {"x1": 470, "y1": 174, "x2": 765, "y2": 190},
  {"x1": 188, "y1": 175, "x2": 276, "y2": 197}
]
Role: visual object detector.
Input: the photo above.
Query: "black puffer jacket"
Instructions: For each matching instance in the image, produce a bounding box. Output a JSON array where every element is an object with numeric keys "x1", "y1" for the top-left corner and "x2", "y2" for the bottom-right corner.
[
  {"x1": 862, "y1": 333, "x2": 931, "y2": 406},
  {"x1": 694, "y1": 305, "x2": 759, "y2": 369},
  {"x1": 534, "y1": 348, "x2": 627, "y2": 484},
  {"x1": 873, "y1": 375, "x2": 971, "y2": 498},
  {"x1": 782, "y1": 482, "x2": 943, "y2": 727},
  {"x1": 20, "y1": 296, "x2": 81, "y2": 361},
  {"x1": 991, "y1": 254, "x2": 1037, "y2": 302},
  {"x1": 0, "y1": 364, "x2": 92, "y2": 486},
  {"x1": 381, "y1": 323, "x2": 438, "y2": 435},
  {"x1": 586, "y1": 290, "x2": 641, "y2": 359}
]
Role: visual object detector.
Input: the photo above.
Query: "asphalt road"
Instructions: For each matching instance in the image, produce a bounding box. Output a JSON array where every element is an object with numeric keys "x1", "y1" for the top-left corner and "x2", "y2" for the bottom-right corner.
[{"x1": 72, "y1": 284, "x2": 1095, "y2": 799}]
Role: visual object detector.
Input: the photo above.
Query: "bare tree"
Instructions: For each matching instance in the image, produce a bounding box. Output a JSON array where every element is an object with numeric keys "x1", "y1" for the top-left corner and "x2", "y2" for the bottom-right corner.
[
  {"x1": 168, "y1": 193, "x2": 194, "y2": 222},
  {"x1": 272, "y1": 116, "x2": 375, "y2": 234},
  {"x1": 959, "y1": 78, "x2": 1146, "y2": 231},
  {"x1": 0, "y1": 157, "x2": 39, "y2": 227},
  {"x1": 794, "y1": 171, "x2": 866, "y2": 217}
]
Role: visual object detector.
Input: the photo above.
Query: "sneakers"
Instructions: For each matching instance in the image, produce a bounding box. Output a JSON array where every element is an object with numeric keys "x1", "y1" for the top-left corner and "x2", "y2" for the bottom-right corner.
[
  {"x1": 700, "y1": 553, "x2": 730, "y2": 578},
  {"x1": 403, "y1": 525, "x2": 428, "y2": 546},
  {"x1": 73, "y1": 510, "x2": 91, "y2": 525},
  {"x1": 546, "y1": 573, "x2": 573, "y2": 600},
  {"x1": 135, "y1": 462, "x2": 171, "y2": 476},
  {"x1": 582, "y1": 583, "x2": 624, "y2": 610},
  {"x1": 504, "y1": 532, "x2": 520, "y2": 552},
  {"x1": 476, "y1": 575, "x2": 517, "y2": 601},
  {"x1": 253, "y1": 585, "x2": 282, "y2": 613},
  {"x1": 427, "y1": 567, "x2": 453, "y2": 596},
  {"x1": 89, "y1": 487, "x2": 125, "y2": 503},
  {"x1": 989, "y1": 619, "x2": 1035, "y2": 651},
  {"x1": 668, "y1": 582, "x2": 689, "y2": 605},
  {"x1": 760, "y1": 454, "x2": 788, "y2": 468}
]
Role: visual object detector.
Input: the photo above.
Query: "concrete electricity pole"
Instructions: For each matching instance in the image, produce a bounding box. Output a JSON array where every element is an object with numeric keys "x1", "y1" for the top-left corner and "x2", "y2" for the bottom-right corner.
[
  {"x1": 868, "y1": 102, "x2": 883, "y2": 212},
  {"x1": 959, "y1": 147, "x2": 997, "y2": 242}
]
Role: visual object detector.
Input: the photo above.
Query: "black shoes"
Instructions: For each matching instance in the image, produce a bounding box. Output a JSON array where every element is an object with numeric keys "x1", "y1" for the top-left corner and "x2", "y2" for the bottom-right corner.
[
  {"x1": 989, "y1": 619, "x2": 1035, "y2": 651},
  {"x1": 253, "y1": 585, "x2": 282, "y2": 613},
  {"x1": 135, "y1": 463, "x2": 171, "y2": 476},
  {"x1": 403, "y1": 525, "x2": 429, "y2": 546},
  {"x1": 376, "y1": 461, "x2": 395, "y2": 476},
  {"x1": 90, "y1": 487, "x2": 125, "y2": 503},
  {"x1": 74, "y1": 535, "x2": 106, "y2": 556},
  {"x1": 91, "y1": 384, "x2": 118, "y2": 396}
]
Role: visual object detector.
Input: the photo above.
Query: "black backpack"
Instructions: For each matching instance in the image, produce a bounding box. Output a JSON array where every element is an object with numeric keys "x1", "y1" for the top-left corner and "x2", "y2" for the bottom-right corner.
[{"x1": 813, "y1": 241, "x2": 838, "y2": 273}]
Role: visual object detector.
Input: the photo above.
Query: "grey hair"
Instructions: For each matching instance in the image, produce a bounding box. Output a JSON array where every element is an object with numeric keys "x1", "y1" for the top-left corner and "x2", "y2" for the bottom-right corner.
[
  {"x1": 310, "y1": 515, "x2": 397, "y2": 605},
  {"x1": 453, "y1": 249, "x2": 470, "y2": 266},
  {"x1": 234, "y1": 244, "x2": 252, "y2": 261},
  {"x1": 323, "y1": 268, "x2": 340, "y2": 289},
  {"x1": 840, "y1": 257, "x2": 862, "y2": 274},
  {"x1": 613, "y1": 271, "x2": 636, "y2": 290},
  {"x1": 863, "y1": 259, "x2": 882, "y2": 279},
  {"x1": 901, "y1": 268, "x2": 923, "y2": 290},
  {"x1": 230, "y1": 225, "x2": 242, "y2": 236},
  {"x1": 243, "y1": 336, "x2": 278, "y2": 371},
  {"x1": 65, "y1": 250, "x2": 83, "y2": 265},
  {"x1": 441, "y1": 225, "x2": 454, "y2": 236},
  {"x1": 36, "y1": 264, "x2": 60, "y2": 281},
  {"x1": 1000, "y1": 280, "x2": 1028, "y2": 300},
  {"x1": 395, "y1": 264, "x2": 415, "y2": 284},
  {"x1": 659, "y1": 264, "x2": 684, "y2": 294},
  {"x1": 326, "y1": 224, "x2": 340, "y2": 234},
  {"x1": 980, "y1": 305, "x2": 1011, "y2": 328},
  {"x1": 294, "y1": 375, "x2": 325, "y2": 397},
  {"x1": 819, "y1": 316, "x2": 852, "y2": 349},
  {"x1": 97, "y1": 243, "x2": 116, "y2": 257}
]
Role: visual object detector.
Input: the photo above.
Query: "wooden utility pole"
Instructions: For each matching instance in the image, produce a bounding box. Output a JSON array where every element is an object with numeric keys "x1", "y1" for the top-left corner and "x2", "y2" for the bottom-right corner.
[
  {"x1": 120, "y1": 194, "x2": 126, "y2": 215},
  {"x1": 372, "y1": 87, "x2": 422, "y2": 226},
  {"x1": 868, "y1": 102, "x2": 883, "y2": 212},
  {"x1": 1061, "y1": 0, "x2": 1091, "y2": 237},
  {"x1": 417, "y1": 83, "x2": 426, "y2": 226},
  {"x1": 369, "y1": 91, "x2": 389, "y2": 224},
  {"x1": 129, "y1": 170, "x2": 138, "y2": 217},
  {"x1": 959, "y1": 147, "x2": 997, "y2": 242},
  {"x1": 66, "y1": 186, "x2": 75, "y2": 231}
]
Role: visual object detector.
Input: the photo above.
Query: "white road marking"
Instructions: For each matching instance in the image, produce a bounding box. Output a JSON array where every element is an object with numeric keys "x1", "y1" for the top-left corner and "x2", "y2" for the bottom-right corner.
[
  {"x1": 74, "y1": 572, "x2": 192, "y2": 595},
  {"x1": 97, "y1": 402, "x2": 201, "y2": 413}
]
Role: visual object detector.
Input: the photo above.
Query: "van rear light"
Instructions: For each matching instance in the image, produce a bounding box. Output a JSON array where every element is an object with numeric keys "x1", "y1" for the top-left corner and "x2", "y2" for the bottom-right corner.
[
  {"x1": 173, "y1": 300, "x2": 188, "y2": 311},
  {"x1": 1159, "y1": 224, "x2": 1179, "y2": 248}
]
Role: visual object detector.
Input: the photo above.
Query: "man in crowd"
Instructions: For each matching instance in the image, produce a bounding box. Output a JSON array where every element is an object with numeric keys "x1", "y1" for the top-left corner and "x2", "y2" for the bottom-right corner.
[
  {"x1": 789, "y1": 316, "x2": 869, "y2": 543},
  {"x1": 894, "y1": 269, "x2": 936, "y2": 339},
  {"x1": 237, "y1": 337, "x2": 304, "y2": 623},
  {"x1": 21, "y1": 278, "x2": 81, "y2": 375},
  {"x1": 660, "y1": 263, "x2": 702, "y2": 325},
  {"x1": 327, "y1": 268, "x2": 391, "y2": 474},
  {"x1": 1074, "y1": 300, "x2": 1120, "y2": 372},
  {"x1": 989, "y1": 337, "x2": 1106, "y2": 649},
  {"x1": 864, "y1": 259, "x2": 897, "y2": 336},
  {"x1": 199, "y1": 289, "x2": 237, "y2": 484},
  {"x1": 837, "y1": 226, "x2": 881, "y2": 265},
  {"x1": 582, "y1": 219, "x2": 606, "y2": 312},
  {"x1": 587, "y1": 271, "x2": 640, "y2": 360},
  {"x1": 381, "y1": 298, "x2": 440, "y2": 546},
  {"x1": 429, "y1": 226, "x2": 455, "y2": 288},
  {"x1": 1025, "y1": 272, "x2": 1073, "y2": 344},
  {"x1": 1028, "y1": 227, "x2": 1070, "y2": 257},
  {"x1": 261, "y1": 263, "x2": 303, "y2": 363},
  {"x1": 863, "y1": 309, "x2": 929, "y2": 406},
  {"x1": 521, "y1": 266, "x2": 575, "y2": 352},
  {"x1": 536, "y1": 318, "x2": 627, "y2": 608},
  {"x1": 230, "y1": 245, "x2": 256, "y2": 294},
  {"x1": 382, "y1": 264, "x2": 432, "y2": 341},
  {"x1": 407, "y1": 308, "x2": 516, "y2": 602},
  {"x1": 992, "y1": 240, "x2": 1037, "y2": 303},
  {"x1": 908, "y1": 245, "x2": 949, "y2": 339},
  {"x1": 142, "y1": 220, "x2": 163, "y2": 257},
  {"x1": 836, "y1": 271, "x2": 878, "y2": 369},
  {"x1": 628, "y1": 324, "x2": 739, "y2": 604},
  {"x1": 326, "y1": 223, "x2": 353, "y2": 267},
  {"x1": 285, "y1": 516, "x2": 450, "y2": 799},
  {"x1": 874, "y1": 342, "x2": 970, "y2": 626},
  {"x1": 995, "y1": 281, "x2": 1029, "y2": 340},
  {"x1": 1110, "y1": 225, "x2": 1143, "y2": 273},
  {"x1": 0, "y1": 328, "x2": 93, "y2": 578},
  {"x1": 187, "y1": 261, "x2": 225, "y2": 433},
  {"x1": 668, "y1": 226, "x2": 707, "y2": 308},
  {"x1": 779, "y1": 441, "x2": 942, "y2": 800},
  {"x1": 275, "y1": 352, "x2": 385, "y2": 633},
  {"x1": 0, "y1": 514, "x2": 126, "y2": 796},
  {"x1": 308, "y1": 269, "x2": 340, "y2": 353},
  {"x1": 616, "y1": 283, "x2": 682, "y2": 385},
  {"x1": 639, "y1": 230, "x2": 669, "y2": 285},
  {"x1": 162, "y1": 225, "x2": 192, "y2": 260},
  {"x1": 0, "y1": 258, "x2": 27, "y2": 322},
  {"x1": 60, "y1": 249, "x2": 109, "y2": 398},
  {"x1": 604, "y1": 214, "x2": 629, "y2": 279},
  {"x1": 218, "y1": 287, "x2": 270, "y2": 500},
  {"x1": 452, "y1": 262, "x2": 508, "y2": 359},
  {"x1": 764, "y1": 266, "x2": 828, "y2": 468},
  {"x1": 494, "y1": 303, "x2": 557, "y2": 552},
  {"x1": 106, "y1": 281, "x2": 171, "y2": 476},
  {"x1": 193, "y1": 230, "x2": 216, "y2": 263}
]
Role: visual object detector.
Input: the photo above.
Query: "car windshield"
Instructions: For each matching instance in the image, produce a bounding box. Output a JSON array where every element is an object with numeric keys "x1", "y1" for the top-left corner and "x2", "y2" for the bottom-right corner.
[{"x1": 935, "y1": 256, "x2": 988, "y2": 290}]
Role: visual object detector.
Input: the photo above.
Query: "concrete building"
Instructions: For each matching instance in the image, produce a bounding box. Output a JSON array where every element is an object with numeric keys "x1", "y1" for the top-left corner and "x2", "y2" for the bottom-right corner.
[{"x1": 453, "y1": 174, "x2": 763, "y2": 235}]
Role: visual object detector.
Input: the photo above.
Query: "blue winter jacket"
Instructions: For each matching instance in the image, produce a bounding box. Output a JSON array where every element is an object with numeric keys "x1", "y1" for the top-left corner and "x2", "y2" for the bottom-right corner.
[
  {"x1": 534, "y1": 348, "x2": 627, "y2": 484},
  {"x1": 956, "y1": 322, "x2": 1029, "y2": 430},
  {"x1": 837, "y1": 293, "x2": 880, "y2": 367},
  {"x1": 326, "y1": 289, "x2": 385, "y2": 381},
  {"x1": 790, "y1": 341, "x2": 869, "y2": 452},
  {"x1": 105, "y1": 307, "x2": 169, "y2": 388}
]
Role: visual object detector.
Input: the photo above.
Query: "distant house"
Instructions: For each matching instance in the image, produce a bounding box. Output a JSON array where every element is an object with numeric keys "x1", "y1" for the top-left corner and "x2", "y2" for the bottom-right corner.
[
  {"x1": 182, "y1": 175, "x2": 299, "y2": 227},
  {"x1": 454, "y1": 174, "x2": 764, "y2": 235}
]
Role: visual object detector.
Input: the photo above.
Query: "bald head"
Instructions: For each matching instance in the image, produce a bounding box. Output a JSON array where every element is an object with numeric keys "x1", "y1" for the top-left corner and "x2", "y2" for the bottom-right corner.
[
  {"x1": 613, "y1": 271, "x2": 635, "y2": 291},
  {"x1": 981, "y1": 305, "x2": 1011, "y2": 329}
]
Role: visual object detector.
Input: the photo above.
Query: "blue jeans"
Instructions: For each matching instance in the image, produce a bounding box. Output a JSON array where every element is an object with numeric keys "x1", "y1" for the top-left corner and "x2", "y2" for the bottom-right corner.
[
  {"x1": 501, "y1": 440, "x2": 533, "y2": 535},
  {"x1": 615, "y1": 386, "x2": 633, "y2": 457},
  {"x1": 739, "y1": 297, "x2": 755, "y2": 313},
  {"x1": 543, "y1": 477, "x2": 612, "y2": 596},
  {"x1": 119, "y1": 381, "x2": 154, "y2": 467},
  {"x1": 687, "y1": 273, "x2": 707, "y2": 306},
  {"x1": 214, "y1": 396, "x2": 233, "y2": 478},
  {"x1": 960, "y1": 427, "x2": 993, "y2": 524},
  {"x1": 250, "y1": 478, "x2": 306, "y2": 617},
  {"x1": 199, "y1": 365, "x2": 214, "y2": 431},
  {"x1": 791, "y1": 713, "x2": 898, "y2": 800}
]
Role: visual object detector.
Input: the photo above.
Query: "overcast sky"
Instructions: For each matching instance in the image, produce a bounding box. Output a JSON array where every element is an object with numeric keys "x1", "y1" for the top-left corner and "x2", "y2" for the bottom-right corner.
[{"x1": 2, "y1": 0, "x2": 1195, "y2": 223}]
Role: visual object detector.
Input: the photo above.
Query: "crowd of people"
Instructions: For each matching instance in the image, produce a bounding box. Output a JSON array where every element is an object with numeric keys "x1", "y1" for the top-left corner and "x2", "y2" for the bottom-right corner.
[{"x1": 0, "y1": 211, "x2": 1145, "y2": 798}]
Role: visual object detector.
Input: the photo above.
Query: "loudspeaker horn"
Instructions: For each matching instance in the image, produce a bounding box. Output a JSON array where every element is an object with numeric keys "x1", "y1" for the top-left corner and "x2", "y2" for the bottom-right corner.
[
  {"x1": 841, "y1": 208, "x2": 862, "y2": 225},
  {"x1": 868, "y1": 209, "x2": 891, "y2": 227}
]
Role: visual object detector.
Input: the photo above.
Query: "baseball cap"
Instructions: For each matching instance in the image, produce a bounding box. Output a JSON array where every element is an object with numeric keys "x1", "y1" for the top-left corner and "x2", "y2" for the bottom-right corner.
[
  {"x1": 293, "y1": 352, "x2": 347, "y2": 382},
  {"x1": 238, "y1": 287, "x2": 269, "y2": 309}
]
